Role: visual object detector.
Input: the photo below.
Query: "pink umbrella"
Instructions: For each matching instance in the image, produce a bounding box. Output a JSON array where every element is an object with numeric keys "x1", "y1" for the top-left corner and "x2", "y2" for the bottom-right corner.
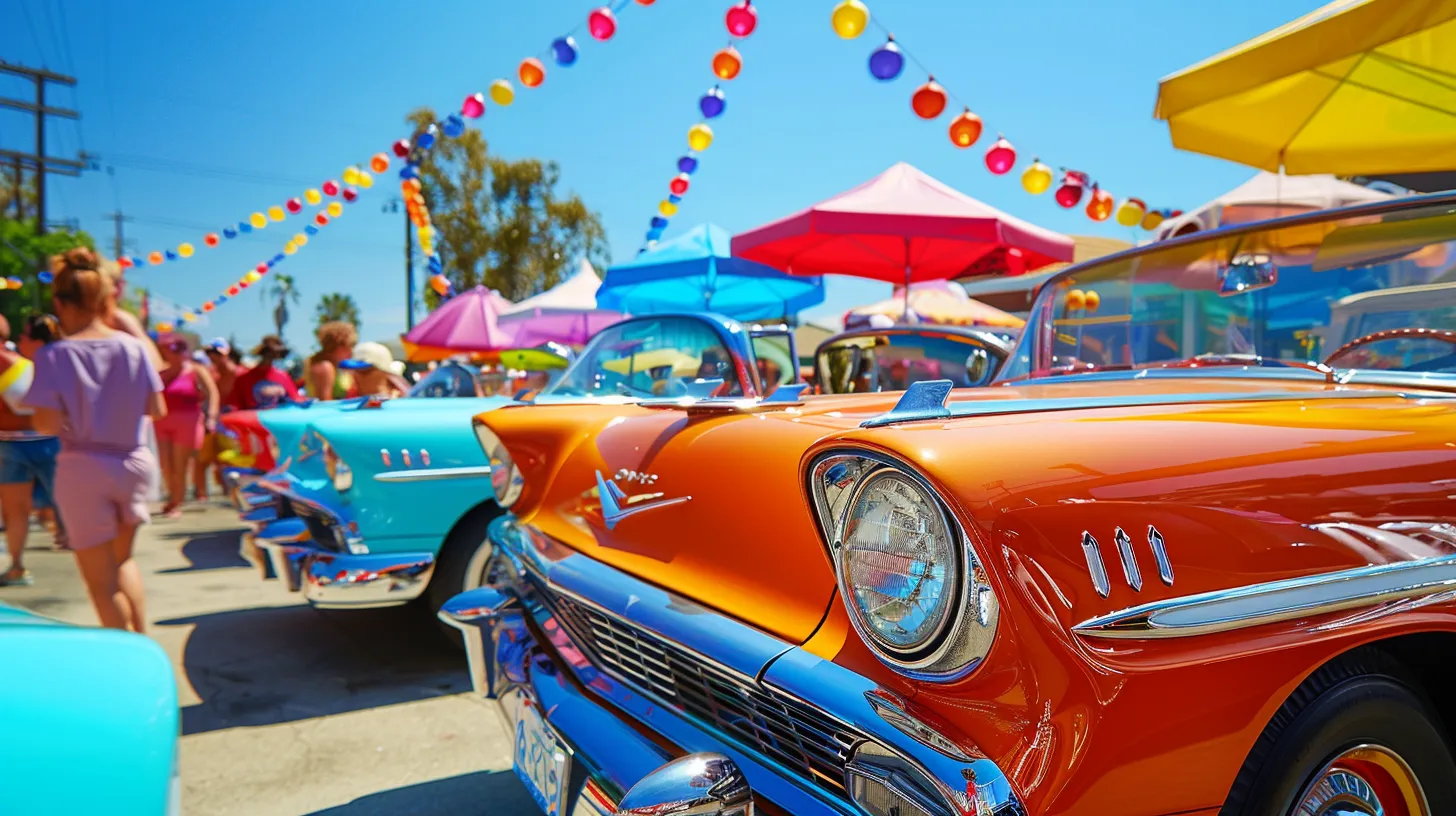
[
  {"x1": 497, "y1": 260, "x2": 625, "y2": 346},
  {"x1": 732, "y1": 162, "x2": 1075, "y2": 319},
  {"x1": 401, "y1": 285, "x2": 515, "y2": 362}
]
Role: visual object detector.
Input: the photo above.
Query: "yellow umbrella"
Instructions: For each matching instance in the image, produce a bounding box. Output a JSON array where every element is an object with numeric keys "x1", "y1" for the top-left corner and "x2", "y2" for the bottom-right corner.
[
  {"x1": 600, "y1": 349, "x2": 701, "y2": 377},
  {"x1": 1155, "y1": 0, "x2": 1456, "y2": 175}
]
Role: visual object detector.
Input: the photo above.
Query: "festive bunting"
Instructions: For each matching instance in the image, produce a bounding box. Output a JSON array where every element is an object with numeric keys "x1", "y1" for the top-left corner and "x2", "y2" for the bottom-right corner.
[{"x1": 839, "y1": 4, "x2": 1174, "y2": 228}]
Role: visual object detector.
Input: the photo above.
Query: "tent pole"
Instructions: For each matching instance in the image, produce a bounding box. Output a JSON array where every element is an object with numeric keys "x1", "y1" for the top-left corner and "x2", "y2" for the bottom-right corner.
[{"x1": 902, "y1": 236, "x2": 912, "y2": 323}]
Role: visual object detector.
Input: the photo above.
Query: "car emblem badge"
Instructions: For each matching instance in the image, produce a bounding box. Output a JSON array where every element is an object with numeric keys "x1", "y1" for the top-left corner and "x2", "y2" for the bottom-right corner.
[{"x1": 595, "y1": 470, "x2": 691, "y2": 530}]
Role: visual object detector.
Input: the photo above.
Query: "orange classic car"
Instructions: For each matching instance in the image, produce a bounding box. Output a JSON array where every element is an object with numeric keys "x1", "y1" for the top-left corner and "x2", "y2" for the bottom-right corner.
[{"x1": 442, "y1": 194, "x2": 1456, "y2": 816}]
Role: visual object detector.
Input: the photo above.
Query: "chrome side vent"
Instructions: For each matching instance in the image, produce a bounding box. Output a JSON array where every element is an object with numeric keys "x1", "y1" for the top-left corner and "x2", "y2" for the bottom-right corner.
[
  {"x1": 1080, "y1": 532, "x2": 1111, "y2": 598},
  {"x1": 1148, "y1": 525, "x2": 1174, "y2": 586},
  {"x1": 1113, "y1": 527, "x2": 1143, "y2": 591},
  {"x1": 1082, "y1": 526, "x2": 1173, "y2": 597}
]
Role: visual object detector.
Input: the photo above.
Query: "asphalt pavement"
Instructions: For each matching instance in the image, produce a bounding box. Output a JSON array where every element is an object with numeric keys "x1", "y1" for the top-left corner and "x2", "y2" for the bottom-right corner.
[{"x1": 3, "y1": 502, "x2": 540, "y2": 816}]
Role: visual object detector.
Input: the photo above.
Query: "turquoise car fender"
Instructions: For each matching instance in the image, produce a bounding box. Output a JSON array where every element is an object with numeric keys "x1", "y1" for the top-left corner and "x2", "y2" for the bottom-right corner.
[{"x1": 0, "y1": 606, "x2": 178, "y2": 815}]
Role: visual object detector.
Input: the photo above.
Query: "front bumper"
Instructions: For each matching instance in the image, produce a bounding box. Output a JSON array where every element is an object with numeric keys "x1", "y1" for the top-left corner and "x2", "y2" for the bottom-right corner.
[
  {"x1": 243, "y1": 481, "x2": 435, "y2": 610},
  {"x1": 441, "y1": 516, "x2": 1023, "y2": 816}
]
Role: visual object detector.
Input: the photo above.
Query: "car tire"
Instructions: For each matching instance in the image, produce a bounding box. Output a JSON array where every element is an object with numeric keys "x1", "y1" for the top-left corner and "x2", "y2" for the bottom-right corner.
[
  {"x1": 424, "y1": 502, "x2": 502, "y2": 647},
  {"x1": 1220, "y1": 646, "x2": 1456, "y2": 816}
]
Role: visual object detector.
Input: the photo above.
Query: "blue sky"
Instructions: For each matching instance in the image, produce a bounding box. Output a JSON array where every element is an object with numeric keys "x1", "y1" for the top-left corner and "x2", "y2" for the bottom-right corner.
[{"x1": 1, "y1": 0, "x2": 1320, "y2": 353}]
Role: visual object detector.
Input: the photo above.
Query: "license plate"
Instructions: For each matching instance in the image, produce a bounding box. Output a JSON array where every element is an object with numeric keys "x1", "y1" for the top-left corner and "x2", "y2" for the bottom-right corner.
[{"x1": 513, "y1": 698, "x2": 571, "y2": 815}]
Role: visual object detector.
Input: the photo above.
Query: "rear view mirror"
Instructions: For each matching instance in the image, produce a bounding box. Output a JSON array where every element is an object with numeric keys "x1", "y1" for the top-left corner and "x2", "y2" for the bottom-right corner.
[
  {"x1": 966, "y1": 347, "x2": 992, "y2": 385},
  {"x1": 1219, "y1": 253, "x2": 1278, "y2": 296}
]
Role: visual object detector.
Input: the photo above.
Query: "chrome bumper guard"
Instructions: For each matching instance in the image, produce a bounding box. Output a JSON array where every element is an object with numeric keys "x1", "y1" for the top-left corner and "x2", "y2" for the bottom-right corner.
[{"x1": 441, "y1": 516, "x2": 1024, "y2": 816}]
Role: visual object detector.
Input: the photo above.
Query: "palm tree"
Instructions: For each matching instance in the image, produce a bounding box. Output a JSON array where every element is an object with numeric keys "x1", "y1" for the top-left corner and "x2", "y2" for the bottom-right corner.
[
  {"x1": 264, "y1": 273, "x2": 300, "y2": 337},
  {"x1": 314, "y1": 292, "x2": 361, "y2": 329}
]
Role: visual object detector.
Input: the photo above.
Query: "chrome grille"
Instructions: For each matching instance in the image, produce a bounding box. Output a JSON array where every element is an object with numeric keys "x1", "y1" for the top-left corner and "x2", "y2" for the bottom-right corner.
[{"x1": 546, "y1": 590, "x2": 860, "y2": 797}]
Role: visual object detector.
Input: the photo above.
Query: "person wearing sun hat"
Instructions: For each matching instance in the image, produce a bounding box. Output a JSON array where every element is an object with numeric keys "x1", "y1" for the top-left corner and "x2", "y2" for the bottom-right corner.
[
  {"x1": 226, "y1": 335, "x2": 300, "y2": 410},
  {"x1": 340, "y1": 342, "x2": 410, "y2": 398}
]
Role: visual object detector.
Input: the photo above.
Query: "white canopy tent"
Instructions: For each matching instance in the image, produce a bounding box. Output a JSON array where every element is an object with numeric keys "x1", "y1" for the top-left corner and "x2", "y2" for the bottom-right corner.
[
  {"x1": 1155, "y1": 172, "x2": 1392, "y2": 241},
  {"x1": 502, "y1": 259, "x2": 602, "y2": 314}
]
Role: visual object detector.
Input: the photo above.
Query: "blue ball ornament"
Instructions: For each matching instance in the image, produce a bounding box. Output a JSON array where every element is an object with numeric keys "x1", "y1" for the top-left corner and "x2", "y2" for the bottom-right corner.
[
  {"x1": 699, "y1": 86, "x2": 726, "y2": 119},
  {"x1": 238, "y1": 222, "x2": 253, "y2": 234},
  {"x1": 37, "y1": 271, "x2": 53, "y2": 284},
  {"x1": 165, "y1": 250, "x2": 179, "y2": 261},
  {"x1": 400, "y1": 165, "x2": 418, "y2": 180},
  {"x1": 216, "y1": 295, "x2": 229, "y2": 304},
  {"x1": 223, "y1": 227, "x2": 238, "y2": 240},
  {"x1": 129, "y1": 257, "x2": 145, "y2": 268},
  {"x1": 304, "y1": 225, "x2": 319, "y2": 235},
  {"x1": 668, "y1": 194, "x2": 682, "y2": 204},
  {"x1": 272, "y1": 253, "x2": 285, "y2": 264},
  {"x1": 442, "y1": 114, "x2": 466, "y2": 138},
  {"x1": 416, "y1": 124, "x2": 437, "y2": 150},
  {"x1": 551, "y1": 36, "x2": 579, "y2": 66},
  {"x1": 650, "y1": 216, "x2": 668, "y2": 228},
  {"x1": 677, "y1": 156, "x2": 698, "y2": 174},
  {"x1": 869, "y1": 40, "x2": 905, "y2": 81}
]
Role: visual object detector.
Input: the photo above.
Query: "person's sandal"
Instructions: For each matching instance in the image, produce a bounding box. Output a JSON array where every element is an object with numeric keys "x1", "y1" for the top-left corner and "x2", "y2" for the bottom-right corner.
[{"x1": 0, "y1": 568, "x2": 34, "y2": 587}]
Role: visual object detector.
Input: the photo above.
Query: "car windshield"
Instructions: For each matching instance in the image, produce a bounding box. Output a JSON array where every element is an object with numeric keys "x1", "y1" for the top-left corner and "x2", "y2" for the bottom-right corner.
[
  {"x1": 818, "y1": 331, "x2": 1005, "y2": 393},
  {"x1": 545, "y1": 316, "x2": 746, "y2": 398},
  {"x1": 407, "y1": 362, "x2": 479, "y2": 398},
  {"x1": 1000, "y1": 198, "x2": 1456, "y2": 384}
]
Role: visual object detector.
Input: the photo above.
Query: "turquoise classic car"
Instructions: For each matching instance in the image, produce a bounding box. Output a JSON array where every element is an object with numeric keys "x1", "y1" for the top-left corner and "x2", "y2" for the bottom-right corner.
[
  {"x1": 1, "y1": 604, "x2": 179, "y2": 815},
  {"x1": 241, "y1": 314, "x2": 798, "y2": 622}
]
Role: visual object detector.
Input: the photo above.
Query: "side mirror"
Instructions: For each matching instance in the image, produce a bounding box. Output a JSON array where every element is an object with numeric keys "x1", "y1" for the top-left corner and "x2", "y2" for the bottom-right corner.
[
  {"x1": 1218, "y1": 253, "x2": 1278, "y2": 296},
  {"x1": 966, "y1": 347, "x2": 991, "y2": 386},
  {"x1": 617, "y1": 753, "x2": 753, "y2": 816}
]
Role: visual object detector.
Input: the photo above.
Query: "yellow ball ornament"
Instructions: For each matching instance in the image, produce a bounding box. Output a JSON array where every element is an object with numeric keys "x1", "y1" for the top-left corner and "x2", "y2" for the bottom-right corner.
[
  {"x1": 305, "y1": 189, "x2": 322, "y2": 205},
  {"x1": 327, "y1": 201, "x2": 344, "y2": 218},
  {"x1": 294, "y1": 233, "x2": 308, "y2": 247},
  {"x1": 659, "y1": 200, "x2": 679, "y2": 217},
  {"x1": 357, "y1": 172, "x2": 374, "y2": 189},
  {"x1": 155, "y1": 321, "x2": 174, "y2": 333},
  {"x1": 250, "y1": 212, "x2": 268, "y2": 229},
  {"x1": 182, "y1": 312, "x2": 198, "y2": 323},
  {"x1": 244, "y1": 271, "x2": 261, "y2": 283},
  {"x1": 177, "y1": 242, "x2": 195, "y2": 258},
  {"x1": 490, "y1": 79, "x2": 515, "y2": 106},
  {"x1": 1021, "y1": 160, "x2": 1053, "y2": 195},
  {"x1": 268, "y1": 206, "x2": 286, "y2": 222},
  {"x1": 1115, "y1": 197, "x2": 1148, "y2": 227},
  {"x1": 831, "y1": 0, "x2": 870, "y2": 39},
  {"x1": 284, "y1": 241, "x2": 298, "y2": 255},
  {"x1": 1065, "y1": 289, "x2": 1087, "y2": 311},
  {"x1": 687, "y1": 123, "x2": 714, "y2": 151},
  {"x1": 1141, "y1": 210, "x2": 1165, "y2": 231},
  {"x1": 342, "y1": 166, "x2": 360, "y2": 186}
]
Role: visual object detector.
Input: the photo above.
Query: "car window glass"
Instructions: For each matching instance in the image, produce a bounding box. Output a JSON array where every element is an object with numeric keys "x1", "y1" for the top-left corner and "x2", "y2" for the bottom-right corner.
[
  {"x1": 817, "y1": 333, "x2": 1003, "y2": 393},
  {"x1": 547, "y1": 317, "x2": 743, "y2": 398}
]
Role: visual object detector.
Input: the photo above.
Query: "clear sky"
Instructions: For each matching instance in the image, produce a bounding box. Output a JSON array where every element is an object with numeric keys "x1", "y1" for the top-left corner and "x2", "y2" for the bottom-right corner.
[{"x1": 1, "y1": 0, "x2": 1321, "y2": 354}]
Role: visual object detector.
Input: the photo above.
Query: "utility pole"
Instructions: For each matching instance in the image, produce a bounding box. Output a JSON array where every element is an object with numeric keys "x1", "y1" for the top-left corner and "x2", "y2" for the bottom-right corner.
[
  {"x1": 0, "y1": 62, "x2": 81, "y2": 236},
  {"x1": 105, "y1": 211, "x2": 133, "y2": 261},
  {"x1": 383, "y1": 198, "x2": 416, "y2": 329}
]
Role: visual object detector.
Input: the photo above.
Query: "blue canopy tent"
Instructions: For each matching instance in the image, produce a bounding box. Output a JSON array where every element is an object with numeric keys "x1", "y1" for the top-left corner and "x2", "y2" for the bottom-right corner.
[{"x1": 597, "y1": 223, "x2": 825, "y2": 321}]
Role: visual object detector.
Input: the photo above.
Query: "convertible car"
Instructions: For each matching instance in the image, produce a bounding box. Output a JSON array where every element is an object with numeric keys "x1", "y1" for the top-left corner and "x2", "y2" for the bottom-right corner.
[
  {"x1": 813, "y1": 325, "x2": 1015, "y2": 394},
  {"x1": 444, "y1": 193, "x2": 1456, "y2": 816},
  {"x1": 243, "y1": 314, "x2": 798, "y2": 621}
]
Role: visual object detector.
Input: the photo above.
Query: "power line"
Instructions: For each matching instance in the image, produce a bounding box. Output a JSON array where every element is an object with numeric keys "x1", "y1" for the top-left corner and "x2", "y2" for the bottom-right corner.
[
  {"x1": 18, "y1": 2, "x2": 49, "y2": 67},
  {"x1": 102, "y1": 153, "x2": 316, "y2": 187}
]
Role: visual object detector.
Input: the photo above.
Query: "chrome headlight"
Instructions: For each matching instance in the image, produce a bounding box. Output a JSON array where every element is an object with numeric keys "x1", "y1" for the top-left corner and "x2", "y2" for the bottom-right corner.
[
  {"x1": 474, "y1": 421, "x2": 523, "y2": 507},
  {"x1": 809, "y1": 452, "x2": 997, "y2": 680}
]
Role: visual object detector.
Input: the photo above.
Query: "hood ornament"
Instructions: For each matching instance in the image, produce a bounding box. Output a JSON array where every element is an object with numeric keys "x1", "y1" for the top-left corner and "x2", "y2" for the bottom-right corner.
[{"x1": 594, "y1": 470, "x2": 691, "y2": 530}]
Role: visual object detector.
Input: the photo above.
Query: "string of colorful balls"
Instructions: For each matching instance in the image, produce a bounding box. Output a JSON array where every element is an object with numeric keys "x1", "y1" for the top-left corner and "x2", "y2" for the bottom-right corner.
[
  {"x1": 640, "y1": 1, "x2": 757, "y2": 253},
  {"x1": 831, "y1": 0, "x2": 1182, "y2": 231}
]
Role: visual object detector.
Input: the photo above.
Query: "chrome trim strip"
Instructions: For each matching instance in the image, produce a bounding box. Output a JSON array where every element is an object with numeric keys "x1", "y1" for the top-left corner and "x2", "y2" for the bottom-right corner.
[
  {"x1": 1073, "y1": 553, "x2": 1456, "y2": 639},
  {"x1": 1148, "y1": 525, "x2": 1173, "y2": 586},
  {"x1": 1080, "y1": 532, "x2": 1111, "y2": 598},
  {"x1": 593, "y1": 470, "x2": 692, "y2": 532},
  {"x1": 1113, "y1": 527, "x2": 1142, "y2": 592},
  {"x1": 372, "y1": 465, "x2": 493, "y2": 483},
  {"x1": 867, "y1": 388, "x2": 1455, "y2": 428},
  {"x1": 859, "y1": 379, "x2": 953, "y2": 428}
]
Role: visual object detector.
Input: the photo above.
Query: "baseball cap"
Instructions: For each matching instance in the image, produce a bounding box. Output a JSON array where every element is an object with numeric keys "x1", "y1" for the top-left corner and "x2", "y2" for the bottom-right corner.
[
  {"x1": 251, "y1": 335, "x2": 290, "y2": 357},
  {"x1": 205, "y1": 337, "x2": 231, "y2": 355},
  {"x1": 339, "y1": 341, "x2": 396, "y2": 372}
]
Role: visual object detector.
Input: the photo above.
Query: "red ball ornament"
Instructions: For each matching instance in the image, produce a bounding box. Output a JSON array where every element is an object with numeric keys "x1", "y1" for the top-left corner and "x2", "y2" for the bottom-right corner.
[
  {"x1": 322, "y1": 180, "x2": 340, "y2": 196},
  {"x1": 948, "y1": 109, "x2": 983, "y2": 148},
  {"x1": 669, "y1": 173, "x2": 691, "y2": 195},
  {"x1": 984, "y1": 136, "x2": 1017, "y2": 175},
  {"x1": 227, "y1": 285, "x2": 241, "y2": 296},
  {"x1": 256, "y1": 264, "x2": 268, "y2": 274},
  {"x1": 285, "y1": 198, "x2": 303, "y2": 214},
  {"x1": 1055, "y1": 171, "x2": 1087, "y2": 208},
  {"x1": 201, "y1": 302, "x2": 215, "y2": 313},
  {"x1": 239, "y1": 280, "x2": 251, "y2": 290},
  {"x1": 315, "y1": 213, "x2": 329, "y2": 226},
  {"x1": 342, "y1": 188, "x2": 359, "y2": 202},
  {"x1": 911, "y1": 80, "x2": 948, "y2": 120},
  {"x1": 725, "y1": 1, "x2": 757, "y2": 37},
  {"x1": 204, "y1": 233, "x2": 220, "y2": 247},
  {"x1": 1085, "y1": 186, "x2": 1113, "y2": 221},
  {"x1": 587, "y1": 7, "x2": 617, "y2": 40},
  {"x1": 712, "y1": 47, "x2": 743, "y2": 80},
  {"x1": 392, "y1": 139, "x2": 411, "y2": 158},
  {"x1": 118, "y1": 256, "x2": 134, "y2": 269},
  {"x1": 519, "y1": 57, "x2": 546, "y2": 88}
]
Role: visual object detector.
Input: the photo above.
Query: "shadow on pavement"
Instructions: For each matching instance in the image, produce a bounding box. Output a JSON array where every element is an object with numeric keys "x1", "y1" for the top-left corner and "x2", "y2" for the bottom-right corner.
[
  {"x1": 155, "y1": 530, "x2": 252, "y2": 574},
  {"x1": 305, "y1": 770, "x2": 535, "y2": 815},
  {"x1": 157, "y1": 603, "x2": 468, "y2": 736}
]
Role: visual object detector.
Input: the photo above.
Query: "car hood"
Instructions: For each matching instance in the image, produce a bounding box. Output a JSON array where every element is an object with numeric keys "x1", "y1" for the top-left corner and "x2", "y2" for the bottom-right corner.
[{"x1": 483, "y1": 377, "x2": 1456, "y2": 644}]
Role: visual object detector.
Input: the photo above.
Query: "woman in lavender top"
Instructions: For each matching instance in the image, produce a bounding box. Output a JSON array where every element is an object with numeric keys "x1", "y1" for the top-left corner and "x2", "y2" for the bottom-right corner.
[{"x1": 24, "y1": 248, "x2": 165, "y2": 632}]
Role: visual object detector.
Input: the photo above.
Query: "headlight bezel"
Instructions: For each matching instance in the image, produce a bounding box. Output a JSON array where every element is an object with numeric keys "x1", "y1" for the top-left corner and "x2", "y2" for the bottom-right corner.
[
  {"x1": 474, "y1": 420, "x2": 523, "y2": 508},
  {"x1": 808, "y1": 449, "x2": 998, "y2": 682}
]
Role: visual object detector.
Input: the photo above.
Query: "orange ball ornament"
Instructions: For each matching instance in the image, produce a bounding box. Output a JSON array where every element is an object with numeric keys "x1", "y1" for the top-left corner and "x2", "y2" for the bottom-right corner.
[
  {"x1": 202, "y1": 302, "x2": 215, "y2": 313},
  {"x1": 1085, "y1": 186, "x2": 1114, "y2": 222},
  {"x1": 948, "y1": 108, "x2": 983, "y2": 148},
  {"x1": 712, "y1": 47, "x2": 743, "y2": 80},
  {"x1": 519, "y1": 57, "x2": 546, "y2": 88},
  {"x1": 370, "y1": 153, "x2": 390, "y2": 173},
  {"x1": 148, "y1": 251, "x2": 164, "y2": 266},
  {"x1": 911, "y1": 80, "x2": 948, "y2": 120}
]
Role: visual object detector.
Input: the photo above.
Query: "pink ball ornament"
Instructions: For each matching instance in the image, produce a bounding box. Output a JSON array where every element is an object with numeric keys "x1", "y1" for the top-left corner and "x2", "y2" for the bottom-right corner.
[
  {"x1": 984, "y1": 136, "x2": 1016, "y2": 175},
  {"x1": 462, "y1": 92, "x2": 486, "y2": 119},
  {"x1": 322, "y1": 180, "x2": 340, "y2": 196},
  {"x1": 725, "y1": 1, "x2": 757, "y2": 37},
  {"x1": 285, "y1": 198, "x2": 303, "y2": 214},
  {"x1": 588, "y1": 7, "x2": 617, "y2": 40}
]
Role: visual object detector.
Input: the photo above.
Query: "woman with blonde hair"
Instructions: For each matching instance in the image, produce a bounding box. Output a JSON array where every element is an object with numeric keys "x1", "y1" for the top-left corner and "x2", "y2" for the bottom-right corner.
[
  {"x1": 306, "y1": 321, "x2": 357, "y2": 400},
  {"x1": 24, "y1": 248, "x2": 165, "y2": 632}
]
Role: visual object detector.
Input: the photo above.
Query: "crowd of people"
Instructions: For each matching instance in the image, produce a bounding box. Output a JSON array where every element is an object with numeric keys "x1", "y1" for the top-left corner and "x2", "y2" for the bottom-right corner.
[{"x1": 0, "y1": 248, "x2": 414, "y2": 633}]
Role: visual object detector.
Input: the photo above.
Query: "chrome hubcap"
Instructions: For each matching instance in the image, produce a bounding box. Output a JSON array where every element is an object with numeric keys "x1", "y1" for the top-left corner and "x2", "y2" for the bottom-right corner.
[{"x1": 1293, "y1": 745, "x2": 1428, "y2": 816}]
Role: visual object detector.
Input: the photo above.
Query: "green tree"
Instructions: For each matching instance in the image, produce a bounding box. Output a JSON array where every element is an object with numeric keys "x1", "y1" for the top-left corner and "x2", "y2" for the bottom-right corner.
[
  {"x1": 0, "y1": 168, "x2": 38, "y2": 221},
  {"x1": 405, "y1": 108, "x2": 610, "y2": 305},
  {"x1": 263, "y1": 272, "x2": 300, "y2": 336},
  {"x1": 0, "y1": 217, "x2": 94, "y2": 330},
  {"x1": 314, "y1": 292, "x2": 360, "y2": 329}
]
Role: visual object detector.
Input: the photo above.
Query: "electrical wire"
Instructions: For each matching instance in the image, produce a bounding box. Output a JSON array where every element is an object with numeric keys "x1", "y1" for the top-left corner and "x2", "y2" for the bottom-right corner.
[
  {"x1": 102, "y1": 154, "x2": 317, "y2": 188},
  {"x1": 18, "y1": 1, "x2": 49, "y2": 67}
]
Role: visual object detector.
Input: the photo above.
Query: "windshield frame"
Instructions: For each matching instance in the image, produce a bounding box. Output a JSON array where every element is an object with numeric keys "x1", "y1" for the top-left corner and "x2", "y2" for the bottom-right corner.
[{"x1": 1001, "y1": 190, "x2": 1456, "y2": 387}]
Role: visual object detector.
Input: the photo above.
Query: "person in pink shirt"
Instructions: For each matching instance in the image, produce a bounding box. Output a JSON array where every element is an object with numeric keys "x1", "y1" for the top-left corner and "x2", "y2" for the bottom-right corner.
[
  {"x1": 154, "y1": 334, "x2": 219, "y2": 517},
  {"x1": 25, "y1": 248, "x2": 165, "y2": 632}
]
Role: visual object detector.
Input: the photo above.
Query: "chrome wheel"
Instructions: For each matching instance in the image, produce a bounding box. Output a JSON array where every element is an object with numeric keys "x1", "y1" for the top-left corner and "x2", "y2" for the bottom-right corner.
[{"x1": 1294, "y1": 745, "x2": 1429, "y2": 816}]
